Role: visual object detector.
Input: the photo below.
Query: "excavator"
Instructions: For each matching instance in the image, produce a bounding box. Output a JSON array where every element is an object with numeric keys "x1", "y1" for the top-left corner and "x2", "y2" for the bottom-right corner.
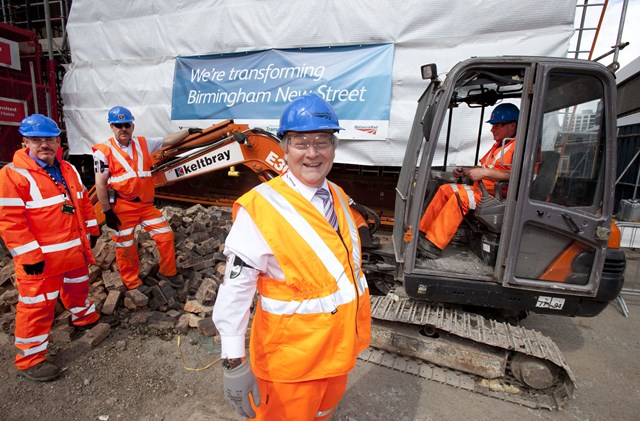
[{"x1": 89, "y1": 56, "x2": 625, "y2": 409}]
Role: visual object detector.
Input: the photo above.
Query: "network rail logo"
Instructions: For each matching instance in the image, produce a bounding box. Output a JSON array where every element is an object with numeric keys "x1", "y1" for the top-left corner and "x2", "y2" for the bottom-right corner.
[{"x1": 355, "y1": 125, "x2": 378, "y2": 135}]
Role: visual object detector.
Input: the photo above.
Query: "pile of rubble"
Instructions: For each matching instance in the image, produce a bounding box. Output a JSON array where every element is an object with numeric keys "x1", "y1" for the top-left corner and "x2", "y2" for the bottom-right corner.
[{"x1": 0, "y1": 204, "x2": 233, "y2": 341}]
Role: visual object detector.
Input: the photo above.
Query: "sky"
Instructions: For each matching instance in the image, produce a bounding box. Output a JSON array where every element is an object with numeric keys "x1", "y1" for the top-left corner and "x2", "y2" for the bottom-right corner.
[{"x1": 572, "y1": 0, "x2": 640, "y2": 71}]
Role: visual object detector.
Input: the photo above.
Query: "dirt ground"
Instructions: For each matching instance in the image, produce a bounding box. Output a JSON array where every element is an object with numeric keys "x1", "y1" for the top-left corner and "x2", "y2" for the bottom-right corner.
[{"x1": 1, "y1": 253, "x2": 639, "y2": 421}]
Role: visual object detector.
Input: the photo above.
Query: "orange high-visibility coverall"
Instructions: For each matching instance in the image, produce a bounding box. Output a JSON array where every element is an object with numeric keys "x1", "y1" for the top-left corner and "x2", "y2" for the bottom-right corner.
[
  {"x1": 92, "y1": 137, "x2": 176, "y2": 289},
  {"x1": 234, "y1": 177, "x2": 371, "y2": 420},
  {"x1": 419, "y1": 139, "x2": 516, "y2": 250},
  {"x1": 0, "y1": 149, "x2": 100, "y2": 370}
]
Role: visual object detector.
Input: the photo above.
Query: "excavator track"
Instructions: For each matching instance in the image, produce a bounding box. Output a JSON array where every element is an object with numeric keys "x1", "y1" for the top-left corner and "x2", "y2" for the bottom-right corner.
[{"x1": 361, "y1": 295, "x2": 576, "y2": 409}]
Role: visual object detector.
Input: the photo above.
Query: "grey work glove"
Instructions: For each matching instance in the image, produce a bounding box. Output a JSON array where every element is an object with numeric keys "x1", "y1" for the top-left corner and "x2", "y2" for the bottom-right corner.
[{"x1": 223, "y1": 359, "x2": 260, "y2": 418}]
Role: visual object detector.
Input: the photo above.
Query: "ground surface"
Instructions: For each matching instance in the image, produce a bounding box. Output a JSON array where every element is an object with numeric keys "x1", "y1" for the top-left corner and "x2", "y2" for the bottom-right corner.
[{"x1": 1, "y1": 253, "x2": 639, "y2": 421}]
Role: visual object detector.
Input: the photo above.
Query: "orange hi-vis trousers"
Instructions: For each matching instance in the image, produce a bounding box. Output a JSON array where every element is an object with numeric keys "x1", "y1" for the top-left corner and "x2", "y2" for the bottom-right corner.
[
  {"x1": 111, "y1": 199, "x2": 176, "y2": 290},
  {"x1": 14, "y1": 266, "x2": 99, "y2": 370},
  {"x1": 250, "y1": 374, "x2": 349, "y2": 421},
  {"x1": 419, "y1": 183, "x2": 483, "y2": 250}
]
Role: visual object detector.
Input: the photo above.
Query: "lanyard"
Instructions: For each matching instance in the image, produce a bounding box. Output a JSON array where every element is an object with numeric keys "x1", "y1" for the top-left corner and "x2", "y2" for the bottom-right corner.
[{"x1": 42, "y1": 164, "x2": 72, "y2": 203}]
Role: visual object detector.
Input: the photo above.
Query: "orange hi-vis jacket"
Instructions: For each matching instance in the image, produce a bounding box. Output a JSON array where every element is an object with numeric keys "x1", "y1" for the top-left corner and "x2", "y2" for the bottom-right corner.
[
  {"x1": 0, "y1": 149, "x2": 99, "y2": 278},
  {"x1": 92, "y1": 136, "x2": 155, "y2": 203},
  {"x1": 476, "y1": 138, "x2": 516, "y2": 195},
  {"x1": 235, "y1": 177, "x2": 371, "y2": 383}
]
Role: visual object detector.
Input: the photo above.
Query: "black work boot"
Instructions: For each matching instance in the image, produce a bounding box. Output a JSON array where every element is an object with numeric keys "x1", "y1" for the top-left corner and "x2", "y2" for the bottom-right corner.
[
  {"x1": 157, "y1": 273, "x2": 184, "y2": 288},
  {"x1": 18, "y1": 360, "x2": 61, "y2": 382},
  {"x1": 72, "y1": 314, "x2": 120, "y2": 332},
  {"x1": 417, "y1": 234, "x2": 442, "y2": 259}
]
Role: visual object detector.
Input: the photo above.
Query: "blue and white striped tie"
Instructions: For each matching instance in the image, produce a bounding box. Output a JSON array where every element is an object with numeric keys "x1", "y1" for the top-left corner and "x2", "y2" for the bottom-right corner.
[{"x1": 316, "y1": 188, "x2": 338, "y2": 231}]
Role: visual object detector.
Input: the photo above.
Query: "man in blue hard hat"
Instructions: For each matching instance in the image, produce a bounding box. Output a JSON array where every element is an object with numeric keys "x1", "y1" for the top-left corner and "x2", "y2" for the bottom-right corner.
[
  {"x1": 418, "y1": 103, "x2": 520, "y2": 258},
  {"x1": 0, "y1": 114, "x2": 105, "y2": 381},
  {"x1": 213, "y1": 93, "x2": 371, "y2": 420},
  {"x1": 92, "y1": 106, "x2": 201, "y2": 290}
]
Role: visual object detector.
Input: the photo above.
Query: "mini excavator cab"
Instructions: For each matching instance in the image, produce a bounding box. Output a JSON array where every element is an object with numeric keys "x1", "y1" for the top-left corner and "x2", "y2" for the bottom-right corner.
[{"x1": 393, "y1": 57, "x2": 625, "y2": 318}]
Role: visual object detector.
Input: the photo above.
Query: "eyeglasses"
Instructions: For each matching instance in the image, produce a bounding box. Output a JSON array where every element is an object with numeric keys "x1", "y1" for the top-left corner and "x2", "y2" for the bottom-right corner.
[
  {"x1": 113, "y1": 123, "x2": 132, "y2": 129},
  {"x1": 287, "y1": 133, "x2": 335, "y2": 151},
  {"x1": 25, "y1": 137, "x2": 59, "y2": 144}
]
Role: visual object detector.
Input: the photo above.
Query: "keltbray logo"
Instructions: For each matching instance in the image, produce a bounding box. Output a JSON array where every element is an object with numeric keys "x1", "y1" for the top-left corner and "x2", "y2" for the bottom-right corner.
[
  {"x1": 173, "y1": 150, "x2": 231, "y2": 178},
  {"x1": 355, "y1": 125, "x2": 378, "y2": 135}
]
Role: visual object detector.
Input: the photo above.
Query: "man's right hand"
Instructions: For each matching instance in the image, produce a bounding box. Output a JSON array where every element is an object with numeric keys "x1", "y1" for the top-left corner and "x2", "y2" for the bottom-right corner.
[
  {"x1": 103, "y1": 209, "x2": 121, "y2": 231},
  {"x1": 23, "y1": 261, "x2": 45, "y2": 275},
  {"x1": 223, "y1": 359, "x2": 260, "y2": 418}
]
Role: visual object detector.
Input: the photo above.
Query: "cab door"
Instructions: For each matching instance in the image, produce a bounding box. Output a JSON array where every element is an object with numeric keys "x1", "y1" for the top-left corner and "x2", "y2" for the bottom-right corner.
[{"x1": 499, "y1": 62, "x2": 617, "y2": 302}]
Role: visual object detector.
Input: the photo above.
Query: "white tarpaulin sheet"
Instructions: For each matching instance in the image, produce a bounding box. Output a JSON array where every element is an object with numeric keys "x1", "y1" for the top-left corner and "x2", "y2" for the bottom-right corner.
[{"x1": 62, "y1": 0, "x2": 576, "y2": 166}]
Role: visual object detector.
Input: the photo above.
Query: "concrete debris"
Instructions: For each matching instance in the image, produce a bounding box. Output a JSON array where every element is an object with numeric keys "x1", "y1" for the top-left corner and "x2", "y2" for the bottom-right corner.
[{"x1": 0, "y1": 204, "x2": 233, "y2": 341}]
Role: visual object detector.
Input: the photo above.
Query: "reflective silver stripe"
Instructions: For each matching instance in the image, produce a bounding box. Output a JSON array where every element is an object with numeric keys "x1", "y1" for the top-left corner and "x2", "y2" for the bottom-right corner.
[
  {"x1": 115, "y1": 227, "x2": 135, "y2": 236},
  {"x1": 41, "y1": 238, "x2": 82, "y2": 253},
  {"x1": 15, "y1": 334, "x2": 48, "y2": 344},
  {"x1": 108, "y1": 172, "x2": 137, "y2": 183},
  {"x1": 105, "y1": 137, "x2": 152, "y2": 182},
  {"x1": 107, "y1": 140, "x2": 138, "y2": 183},
  {"x1": 316, "y1": 406, "x2": 336, "y2": 418},
  {"x1": 9, "y1": 240, "x2": 40, "y2": 257},
  {"x1": 255, "y1": 183, "x2": 358, "y2": 316},
  {"x1": 149, "y1": 226, "x2": 172, "y2": 236},
  {"x1": 115, "y1": 239, "x2": 135, "y2": 248},
  {"x1": 76, "y1": 191, "x2": 83, "y2": 199},
  {"x1": 86, "y1": 219, "x2": 98, "y2": 227},
  {"x1": 17, "y1": 341, "x2": 48, "y2": 356},
  {"x1": 68, "y1": 162, "x2": 85, "y2": 185},
  {"x1": 330, "y1": 181, "x2": 363, "y2": 282},
  {"x1": 132, "y1": 137, "x2": 151, "y2": 178},
  {"x1": 462, "y1": 185, "x2": 477, "y2": 210},
  {"x1": 486, "y1": 140, "x2": 515, "y2": 168},
  {"x1": 26, "y1": 193, "x2": 66, "y2": 209},
  {"x1": 141, "y1": 216, "x2": 166, "y2": 226},
  {"x1": 71, "y1": 303, "x2": 96, "y2": 321},
  {"x1": 18, "y1": 290, "x2": 59, "y2": 304},
  {"x1": 0, "y1": 197, "x2": 25, "y2": 206},
  {"x1": 64, "y1": 274, "x2": 89, "y2": 284},
  {"x1": 7, "y1": 165, "x2": 43, "y2": 200},
  {"x1": 70, "y1": 300, "x2": 94, "y2": 314}
]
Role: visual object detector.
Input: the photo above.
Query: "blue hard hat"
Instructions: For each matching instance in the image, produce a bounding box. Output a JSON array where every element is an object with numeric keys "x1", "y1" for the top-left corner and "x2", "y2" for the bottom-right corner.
[
  {"x1": 486, "y1": 103, "x2": 520, "y2": 124},
  {"x1": 108, "y1": 106, "x2": 135, "y2": 124},
  {"x1": 277, "y1": 93, "x2": 343, "y2": 139},
  {"x1": 19, "y1": 114, "x2": 61, "y2": 137}
]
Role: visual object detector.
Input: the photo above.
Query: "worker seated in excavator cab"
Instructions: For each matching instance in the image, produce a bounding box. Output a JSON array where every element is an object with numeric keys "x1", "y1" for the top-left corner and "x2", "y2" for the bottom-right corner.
[{"x1": 417, "y1": 103, "x2": 519, "y2": 261}]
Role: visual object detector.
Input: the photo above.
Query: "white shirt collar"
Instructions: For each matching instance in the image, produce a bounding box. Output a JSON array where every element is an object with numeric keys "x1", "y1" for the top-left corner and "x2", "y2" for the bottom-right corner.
[{"x1": 282, "y1": 171, "x2": 329, "y2": 202}]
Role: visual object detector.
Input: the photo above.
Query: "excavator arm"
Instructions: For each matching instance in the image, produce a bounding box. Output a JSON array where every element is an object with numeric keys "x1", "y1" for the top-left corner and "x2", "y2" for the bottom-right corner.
[{"x1": 88, "y1": 119, "x2": 380, "y2": 245}]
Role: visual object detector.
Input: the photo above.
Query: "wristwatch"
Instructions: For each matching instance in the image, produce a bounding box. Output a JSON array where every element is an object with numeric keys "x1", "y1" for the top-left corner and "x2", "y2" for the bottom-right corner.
[{"x1": 222, "y1": 357, "x2": 245, "y2": 370}]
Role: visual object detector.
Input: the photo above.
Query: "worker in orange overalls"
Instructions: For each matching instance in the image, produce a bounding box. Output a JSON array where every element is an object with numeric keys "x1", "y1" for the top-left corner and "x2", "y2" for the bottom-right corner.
[
  {"x1": 212, "y1": 94, "x2": 371, "y2": 420},
  {"x1": 0, "y1": 114, "x2": 102, "y2": 381},
  {"x1": 418, "y1": 103, "x2": 520, "y2": 259},
  {"x1": 92, "y1": 106, "x2": 200, "y2": 290}
]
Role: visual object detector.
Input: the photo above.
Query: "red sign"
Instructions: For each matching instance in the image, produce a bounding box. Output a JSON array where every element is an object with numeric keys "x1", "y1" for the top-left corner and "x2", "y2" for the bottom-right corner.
[{"x1": 0, "y1": 97, "x2": 28, "y2": 126}]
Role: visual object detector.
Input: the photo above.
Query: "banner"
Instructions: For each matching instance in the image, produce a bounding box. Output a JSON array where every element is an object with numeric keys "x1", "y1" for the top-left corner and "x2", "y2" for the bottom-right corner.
[{"x1": 171, "y1": 44, "x2": 394, "y2": 139}]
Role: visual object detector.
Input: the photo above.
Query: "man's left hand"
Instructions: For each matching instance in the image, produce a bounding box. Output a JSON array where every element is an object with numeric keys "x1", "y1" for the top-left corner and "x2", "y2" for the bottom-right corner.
[
  {"x1": 465, "y1": 167, "x2": 487, "y2": 182},
  {"x1": 223, "y1": 359, "x2": 260, "y2": 418}
]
